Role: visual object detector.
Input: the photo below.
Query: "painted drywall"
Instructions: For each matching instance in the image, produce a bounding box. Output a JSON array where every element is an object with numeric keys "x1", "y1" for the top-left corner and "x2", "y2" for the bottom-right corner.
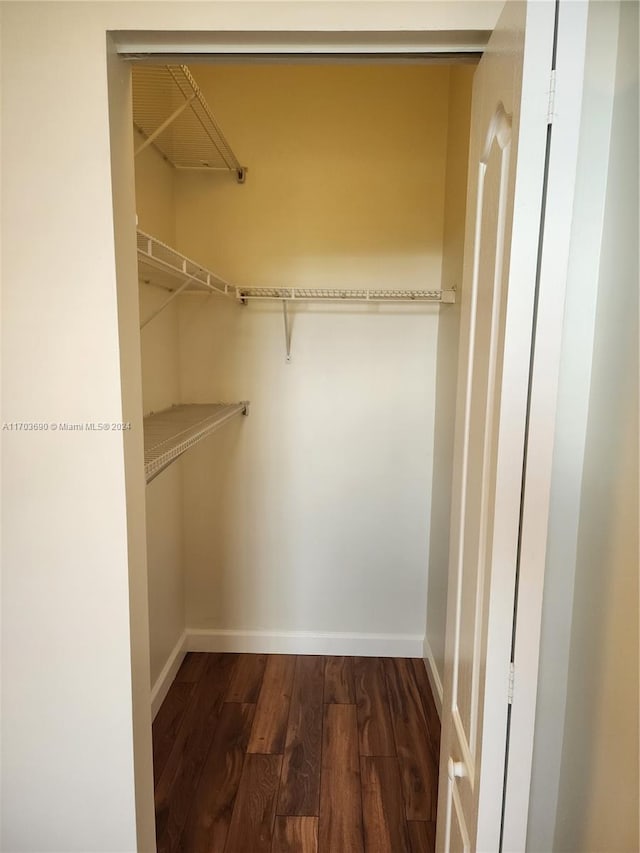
[
  {"x1": 526, "y1": 2, "x2": 623, "y2": 848},
  {"x1": 553, "y1": 2, "x2": 639, "y2": 848},
  {"x1": 135, "y1": 139, "x2": 187, "y2": 689},
  {"x1": 176, "y1": 64, "x2": 451, "y2": 290},
  {"x1": 1, "y1": 12, "x2": 140, "y2": 852},
  {"x1": 0, "y1": 2, "x2": 500, "y2": 849},
  {"x1": 174, "y1": 64, "x2": 455, "y2": 647},
  {"x1": 424, "y1": 65, "x2": 474, "y2": 699}
]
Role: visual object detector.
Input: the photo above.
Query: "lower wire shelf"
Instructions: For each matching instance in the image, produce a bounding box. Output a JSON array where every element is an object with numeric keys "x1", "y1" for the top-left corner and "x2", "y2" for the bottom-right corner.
[{"x1": 143, "y1": 402, "x2": 249, "y2": 484}]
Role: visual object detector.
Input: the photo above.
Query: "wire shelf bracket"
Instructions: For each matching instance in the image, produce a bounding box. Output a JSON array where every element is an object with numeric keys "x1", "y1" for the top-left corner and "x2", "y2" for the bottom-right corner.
[
  {"x1": 144, "y1": 402, "x2": 250, "y2": 484},
  {"x1": 132, "y1": 64, "x2": 247, "y2": 183}
]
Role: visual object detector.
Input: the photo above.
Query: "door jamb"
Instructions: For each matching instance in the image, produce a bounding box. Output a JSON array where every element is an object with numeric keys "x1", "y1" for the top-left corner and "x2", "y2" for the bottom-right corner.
[{"x1": 500, "y1": 2, "x2": 589, "y2": 849}]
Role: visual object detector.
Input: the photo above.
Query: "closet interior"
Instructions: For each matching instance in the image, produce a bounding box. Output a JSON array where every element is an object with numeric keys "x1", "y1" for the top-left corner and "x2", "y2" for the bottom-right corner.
[{"x1": 132, "y1": 58, "x2": 474, "y2": 717}]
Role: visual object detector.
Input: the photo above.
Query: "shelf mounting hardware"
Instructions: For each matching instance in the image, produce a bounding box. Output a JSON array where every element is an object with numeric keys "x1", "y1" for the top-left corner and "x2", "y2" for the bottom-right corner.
[
  {"x1": 135, "y1": 93, "x2": 197, "y2": 157},
  {"x1": 140, "y1": 277, "x2": 194, "y2": 330},
  {"x1": 283, "y1": 300, "x2": 293, "y2": 363}
]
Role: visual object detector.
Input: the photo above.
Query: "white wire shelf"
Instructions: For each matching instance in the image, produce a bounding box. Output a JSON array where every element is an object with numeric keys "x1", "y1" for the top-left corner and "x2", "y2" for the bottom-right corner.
[
  {"x1": 144, "y1": 402, "x2": 249, "y2": 484},
  {"x1": 235, "y1": 287, "x2": 456, "y2": 304},
  {"x1": 132, "y1": 64, "x2": 246, "y2": 182},
  {"x1": 137, "y1": 229, "x2": 236, "y2": 328},
  {"x1": 136, "y1": 231, "x2": 455, "y2": 304},
  {"x1": 137, "y1": 229, "x2": 234, "y2": 295},
  {"x1": 136, "y1": 228, "x2": 456, "y2": 334}
]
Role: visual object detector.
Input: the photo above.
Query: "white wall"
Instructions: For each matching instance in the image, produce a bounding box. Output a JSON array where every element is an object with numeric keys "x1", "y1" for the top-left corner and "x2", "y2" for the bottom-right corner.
[
  {"x1": 135, "y1": 143, "x2": 187, "y2": 690},
  {"x1": 553, "y1": 2, "x2": 638, "y2": 848},
  {"x1": 526, "y1": 1, "x2": 621, "y2": 846},
  {"x1": 0, "y1": 3, "x2": 500, "y2": 849},
  {"x1": 528, "y1": 2, "x2": 639, "y2": 850},
  {"x1": 174, "y1": 64, "x2": 455, "y2": 652},
  {"x1": 424, "y1": 65, "x2": 474, "y2": 704}
]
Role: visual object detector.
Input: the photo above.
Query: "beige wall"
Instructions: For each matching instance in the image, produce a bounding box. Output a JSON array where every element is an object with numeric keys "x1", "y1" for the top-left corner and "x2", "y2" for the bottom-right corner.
[
  {"x1": 553, "y1": 2, "x2": 639, "y2": 849},
  {"x1": 176, "y1": 64, "x2": 450, "y2": 289},
  {"x1": 175, "y1": 64, "x2": 454, "y2": 647},
  {"x1": 0, "y1": 2, "x2": 500, "y2": 849},
  {"x1": 425, "y1": 65, "x2": 474, "y2": 698}
]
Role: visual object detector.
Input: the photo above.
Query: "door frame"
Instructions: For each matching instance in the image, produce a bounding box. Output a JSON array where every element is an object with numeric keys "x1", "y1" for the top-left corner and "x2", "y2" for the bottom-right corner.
[
  {"x1": 500, "y1": 3, "x2": 589, "y2": 849},
  {"x1": 106, "y1": 7, "x2": 589, "y2": 847}
]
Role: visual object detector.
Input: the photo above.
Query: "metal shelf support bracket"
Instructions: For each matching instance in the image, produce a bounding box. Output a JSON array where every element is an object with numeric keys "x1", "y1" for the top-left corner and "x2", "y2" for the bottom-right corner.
[
  {"x1": 283, "y1": 300, "x2": 293, "y2": 363},
  {"x1": 135, "y1": 93, "x2": 197, "y2": 157}
]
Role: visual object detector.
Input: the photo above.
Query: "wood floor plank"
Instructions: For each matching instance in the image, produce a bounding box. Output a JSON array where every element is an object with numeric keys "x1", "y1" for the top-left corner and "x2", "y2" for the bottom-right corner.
[
  {"x1": 271, "y1": 817, "x2": 318, "y2": 853},
  {"x1": 319, "y1": 704, "x2": 364, "y2": 853},
  {"x1": 276, "y1": 656, "x2": 324, "y2": 816},
  {"x1": 153, "y1": 655, "x2": 441, "y2": 852},
  {"x1": 353, "y1": 657, "x2": 396, "y2": 757},
  {"x1": 361, "y1": 756, "x2": 411, "y2": 852},
  {"x1": 384, "y1": 658, "x2": 438, "y2": 821},
  {"x1": 226, "y1": 653, "x2": 268, "y2": 703},
  {"x1": 324, "y1": 656, "x2": 355, "y2": 704},
  {"x1": 410, "y1": 658, "x2": 441, "y2": 762},
  {"x1": 155, "y1": 654, "x2": 237, "y2": 853},
  {"x1": 152, "y1": 681, "x2": 196, "y2": 787},
  {"x1": 224, "y1": 754, "x2": 282, "y2": 853},
  {"x1": 179, "y1": 702, "x2": 255, "y2": 853},
  {"x1": 175, "y1": 652, "x2": 208, "y2": 683},
  {"x1": 248, "y1": 655, "x2": 296, "y2": 754},
  {"x1": 407, "y1": 820, "x2": 436, "y2": 853}
]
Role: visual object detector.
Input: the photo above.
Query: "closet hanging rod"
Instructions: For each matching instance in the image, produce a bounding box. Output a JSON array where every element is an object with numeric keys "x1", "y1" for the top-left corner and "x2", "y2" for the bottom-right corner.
[{"x1": 132, "y1": 64, "x2": 247, "y2": 182}]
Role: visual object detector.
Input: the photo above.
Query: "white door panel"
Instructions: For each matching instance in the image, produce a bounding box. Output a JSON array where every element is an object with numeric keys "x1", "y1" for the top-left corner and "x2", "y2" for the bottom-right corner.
[{"x1": 437, "y1": 2, "x2": 556, "y2": 850}]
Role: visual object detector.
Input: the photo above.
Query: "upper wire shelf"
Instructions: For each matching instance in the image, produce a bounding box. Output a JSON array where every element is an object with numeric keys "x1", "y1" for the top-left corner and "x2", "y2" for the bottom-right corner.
[{"x1": 132, "y1": 64, "x2": 246, "y2": 182}]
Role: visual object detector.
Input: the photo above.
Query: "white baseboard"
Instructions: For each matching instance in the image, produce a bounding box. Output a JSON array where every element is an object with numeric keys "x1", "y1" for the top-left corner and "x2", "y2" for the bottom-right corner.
[
  {"x1": 151, "y1": 631, "x2": 187, "y2": 721},
  {"x1": 422, "y1": 636, "x2": 443, "y2": 719},
  {"x1": 185, "y1": 628, "x2": 424, "y2": 658},
  {"x1": 151, "y1": 628, "x2": 425, "y2": 717}
]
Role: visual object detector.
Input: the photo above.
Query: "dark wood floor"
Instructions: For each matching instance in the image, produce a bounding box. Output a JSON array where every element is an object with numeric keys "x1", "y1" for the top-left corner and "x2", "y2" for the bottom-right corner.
[{"x1": 153, "y1": 653, "x2": 440, "y2": 853}]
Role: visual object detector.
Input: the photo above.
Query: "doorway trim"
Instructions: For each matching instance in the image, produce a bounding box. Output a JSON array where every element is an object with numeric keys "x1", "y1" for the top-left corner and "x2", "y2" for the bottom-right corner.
[{"x1": 106, "y1": 8, "x2": 587, "y2": 847}]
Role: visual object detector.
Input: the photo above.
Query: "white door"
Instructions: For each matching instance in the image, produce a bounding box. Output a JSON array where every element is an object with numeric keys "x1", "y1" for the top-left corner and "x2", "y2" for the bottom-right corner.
[{"x1": 437, "y1": 2, "x2": 557, "y2": 850}]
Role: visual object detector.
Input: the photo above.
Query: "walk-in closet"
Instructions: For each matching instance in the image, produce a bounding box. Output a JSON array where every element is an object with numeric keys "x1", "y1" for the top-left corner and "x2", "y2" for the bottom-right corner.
[{"x1": 134, "y1": 58, "x2": 474, "y2": 851}]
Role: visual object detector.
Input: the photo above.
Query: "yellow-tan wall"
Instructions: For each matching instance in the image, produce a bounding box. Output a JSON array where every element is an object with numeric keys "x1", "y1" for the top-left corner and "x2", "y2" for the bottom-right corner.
[
  {"x1": 176, "y1": 64, "x2": 450, "y2": 289},
  {"x1": 174, "y1": 64, "x2": 456, "y2": 647}
]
